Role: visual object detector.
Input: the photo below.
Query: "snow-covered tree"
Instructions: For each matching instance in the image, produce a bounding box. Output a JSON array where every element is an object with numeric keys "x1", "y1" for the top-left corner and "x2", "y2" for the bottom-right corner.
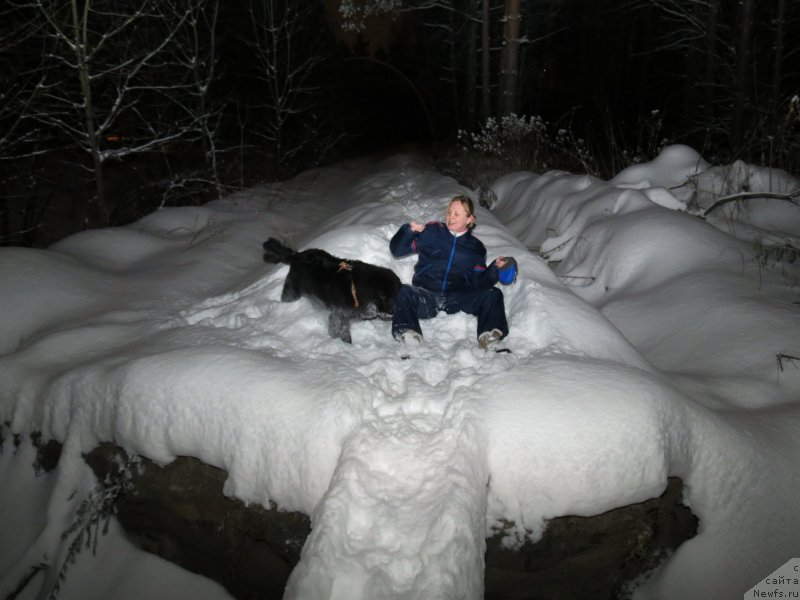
[
  {"x1": 0, "y1": 4, "x2": 52, "y2": 244},
  {"x1": 162, "y1": 0, "x2": 224, "y2": 197},
  {"x1": 4, "y1": 0, "x2": 223, "y2": 231}
]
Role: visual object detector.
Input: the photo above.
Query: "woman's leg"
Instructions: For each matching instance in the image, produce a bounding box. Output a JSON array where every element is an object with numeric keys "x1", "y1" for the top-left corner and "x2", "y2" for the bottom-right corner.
[
  {"x1": 443, "y1": 288, "x2": 509, "y2": 340},
  {"x1": 391, "y1": 284, "x2": 438, "y2": 339}
]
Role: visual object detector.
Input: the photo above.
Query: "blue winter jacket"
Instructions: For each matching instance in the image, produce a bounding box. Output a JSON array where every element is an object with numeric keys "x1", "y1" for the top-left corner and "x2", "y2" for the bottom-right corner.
[{"x1": 389, "y1": 222, "x2": 517, "y2": 293}]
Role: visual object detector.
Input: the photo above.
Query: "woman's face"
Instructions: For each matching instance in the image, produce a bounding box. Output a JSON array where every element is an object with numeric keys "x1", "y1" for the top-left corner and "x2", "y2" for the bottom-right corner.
[{"x1": 446, "y1": 200, "x2": 474, "y2": 233}]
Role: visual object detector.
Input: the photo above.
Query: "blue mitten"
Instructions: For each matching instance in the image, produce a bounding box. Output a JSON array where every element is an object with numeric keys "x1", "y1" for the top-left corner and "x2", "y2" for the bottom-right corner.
[{"x1": 498, "y1": 257, "x2": 518, "y2": 284}]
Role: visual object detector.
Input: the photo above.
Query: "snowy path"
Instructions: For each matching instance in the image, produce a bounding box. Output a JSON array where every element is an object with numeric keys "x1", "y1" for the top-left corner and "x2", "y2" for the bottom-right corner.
[{"x1": 284, "y1": 376, "x2": 490, "y2": 599}]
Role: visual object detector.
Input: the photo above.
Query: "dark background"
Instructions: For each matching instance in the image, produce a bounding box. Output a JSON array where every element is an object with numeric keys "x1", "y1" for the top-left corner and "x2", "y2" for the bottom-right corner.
[{"x1": 1, "y1": 0, "x2": 798, "y2": 247}]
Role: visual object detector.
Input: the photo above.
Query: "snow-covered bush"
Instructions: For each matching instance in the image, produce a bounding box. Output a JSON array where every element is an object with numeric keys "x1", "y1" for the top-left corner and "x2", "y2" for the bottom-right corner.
[
  {"x1": 48, "y1": 453, "x2": 139, "y2": 599},
  {"x1": 338, "y1": 0, "x2": 402, "y2": 32},
  {"x1": 460, "y1": 114, "x2": 547, "y2": 160},
  {"x1": 761, "y1": 95, "x2": 800, "y2": 175},
  {"x1": 439, "y1": 113, "x2": 598, "y2": 202}
]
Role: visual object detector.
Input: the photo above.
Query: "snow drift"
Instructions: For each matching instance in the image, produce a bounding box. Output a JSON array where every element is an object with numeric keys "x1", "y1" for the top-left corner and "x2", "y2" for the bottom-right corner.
[{"x1": 1, "y1": 148, "x2": 799, "y2": 599}]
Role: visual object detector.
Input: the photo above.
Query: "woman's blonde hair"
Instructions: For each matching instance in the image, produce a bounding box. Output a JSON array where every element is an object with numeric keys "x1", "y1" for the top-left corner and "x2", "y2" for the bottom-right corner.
[{"x1": 449, "y1": 195, "x2": 476, "y2": 229}]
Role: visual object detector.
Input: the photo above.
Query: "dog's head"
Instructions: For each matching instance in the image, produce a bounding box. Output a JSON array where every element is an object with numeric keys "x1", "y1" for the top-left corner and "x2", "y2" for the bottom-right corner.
[{"x1": 356, "y1": 266, "x2": 401, "y2": 320}]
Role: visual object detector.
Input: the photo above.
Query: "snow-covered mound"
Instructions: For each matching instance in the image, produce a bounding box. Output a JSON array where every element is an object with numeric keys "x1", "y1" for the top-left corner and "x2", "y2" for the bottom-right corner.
[
  {"x1": 491, "y1": 145, "x2": 800, "y2": 598},
  {"x1": 1, "y1": 148, "x2": 799, "y2": 600}
]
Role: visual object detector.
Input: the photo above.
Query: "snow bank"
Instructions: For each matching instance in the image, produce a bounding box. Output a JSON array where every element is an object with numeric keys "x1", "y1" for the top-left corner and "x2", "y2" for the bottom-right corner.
[
  {"x1": 1, "y1": 148, "x2": 799, "y2": 600},
  {"x1": 491, "y1": 144, "x2": 800, "y2": 598}
]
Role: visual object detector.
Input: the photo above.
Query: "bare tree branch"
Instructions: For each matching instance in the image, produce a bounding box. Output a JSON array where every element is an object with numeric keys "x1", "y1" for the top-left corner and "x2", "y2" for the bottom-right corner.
[{"x1": 701, "y1": 188, "x2": 800, "y2": 218}]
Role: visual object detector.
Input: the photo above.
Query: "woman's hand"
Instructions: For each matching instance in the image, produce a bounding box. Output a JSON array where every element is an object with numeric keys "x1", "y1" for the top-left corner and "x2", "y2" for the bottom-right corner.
[{"x1": 410, "y1": 221, "x2": 425, "y2": 233}]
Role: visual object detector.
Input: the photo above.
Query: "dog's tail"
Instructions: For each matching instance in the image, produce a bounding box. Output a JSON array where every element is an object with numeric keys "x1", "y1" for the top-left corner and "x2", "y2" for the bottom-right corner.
[{"x1": 262, "y1": 237, "x2": 296, "y2": 264}]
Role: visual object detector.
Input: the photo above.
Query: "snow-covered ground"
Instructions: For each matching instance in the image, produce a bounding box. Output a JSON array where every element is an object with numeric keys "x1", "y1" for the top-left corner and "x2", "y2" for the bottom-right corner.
[{"x1": 1, "y1": 148, "x2": 799, "y2": 599}]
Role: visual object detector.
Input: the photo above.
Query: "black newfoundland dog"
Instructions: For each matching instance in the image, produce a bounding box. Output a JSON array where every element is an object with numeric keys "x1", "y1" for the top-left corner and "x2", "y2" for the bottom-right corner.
[{"x1": 262, "y1": 238, "x2": 401, "y2": 343}]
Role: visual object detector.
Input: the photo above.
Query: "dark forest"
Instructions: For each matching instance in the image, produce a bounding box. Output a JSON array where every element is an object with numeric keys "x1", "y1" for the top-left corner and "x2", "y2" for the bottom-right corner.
[{"x1": 2, "y1": 0, "x2": 798, "y2": 247}]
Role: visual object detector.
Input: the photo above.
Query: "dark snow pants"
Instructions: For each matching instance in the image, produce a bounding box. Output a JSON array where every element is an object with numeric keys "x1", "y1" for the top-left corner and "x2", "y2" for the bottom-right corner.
[{"x1": 391, "y1": 283, "x2": 509, "y2": 341}]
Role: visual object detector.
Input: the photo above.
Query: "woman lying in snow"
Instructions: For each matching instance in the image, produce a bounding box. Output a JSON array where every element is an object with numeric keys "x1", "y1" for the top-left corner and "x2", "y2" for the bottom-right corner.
[{"x1": 389, "y1": 195, "x2": 518, "y2": 352}]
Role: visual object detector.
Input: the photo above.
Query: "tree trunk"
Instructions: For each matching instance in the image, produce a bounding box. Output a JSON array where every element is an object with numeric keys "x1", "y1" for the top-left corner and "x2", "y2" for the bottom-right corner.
[
  {"x1": 732, "y1": 0, "x2": 754, "y2": 148},
  {"x1": 448, "y1": 4, "x2": 460, "y2": 130},
  {"x1": 481, "y1": 0, "x2": 491, "y2": 122},
  {"x1": 500, "y1": 0, "x2": 521, "y2": 116},
  {"x1": 70, "y1": 0, "x2": 108, "y2": 228},
  {"x1": 771, "y1": 0, "x2": 785, "y2": 132},
  {"x1": 681, "y1": 1, "x2": 703, "y2": 126},
  {"x1": 464, "y1": 0, "x2": 479, "y2": 130},
  {"x1": 703, "y1": 0, "x2": 719, "y2": 147},
  {"x1": 188, "y1": 0, "x2": 221, "y2": 195}
]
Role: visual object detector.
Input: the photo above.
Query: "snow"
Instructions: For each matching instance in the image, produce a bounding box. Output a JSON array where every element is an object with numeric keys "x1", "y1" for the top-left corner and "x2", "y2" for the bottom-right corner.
[{"x1": 1, "y1": 148, "x2": 799, "y2": 599}]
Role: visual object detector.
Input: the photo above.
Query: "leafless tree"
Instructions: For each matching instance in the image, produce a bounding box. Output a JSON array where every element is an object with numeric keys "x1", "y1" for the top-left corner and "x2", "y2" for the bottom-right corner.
[
  {"x1": 239, "y1": 0, "x2": 335, "y2": 176},
  {"x1": 35, "y1": 0, "x2": 189, "y2": 225},
  {"x1": 639, "y1": 0, "x2": 800, "y2": 158},
  {"x1": 732, "y1": 0, "x2": 754, "y2": 146},
  {"x1": 0, "y1": 4, "x2": 57, "y2": 244},
  {"x1": 3, "y1": 0, "x2": 223, "y2": 235},
  {"x1": 160, "y1": 0, "x2": 224, "y2": 199},
  {"x1": 771, "y1": 0, "x2": 786, "y2": 132}
]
